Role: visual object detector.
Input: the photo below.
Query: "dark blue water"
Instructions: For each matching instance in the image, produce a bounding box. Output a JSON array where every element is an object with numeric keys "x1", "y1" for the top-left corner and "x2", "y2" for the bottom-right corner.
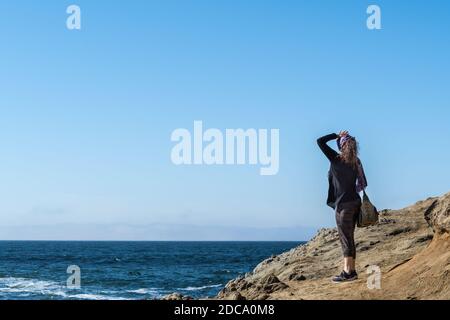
[{"x1": 0, "y1": 241, "x2": 303, "y2": 300}]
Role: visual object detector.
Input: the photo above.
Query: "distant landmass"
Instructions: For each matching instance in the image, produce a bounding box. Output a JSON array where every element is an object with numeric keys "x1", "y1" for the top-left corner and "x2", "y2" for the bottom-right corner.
[{"x1": 0, "y1": 224, "x2": 317, "y2": 241}]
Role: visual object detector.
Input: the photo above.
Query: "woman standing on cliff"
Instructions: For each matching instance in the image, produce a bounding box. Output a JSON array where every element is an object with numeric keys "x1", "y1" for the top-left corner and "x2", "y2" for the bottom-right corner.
[{"x1": 317, "y1": 131, "x2": 368, "y2": 282}]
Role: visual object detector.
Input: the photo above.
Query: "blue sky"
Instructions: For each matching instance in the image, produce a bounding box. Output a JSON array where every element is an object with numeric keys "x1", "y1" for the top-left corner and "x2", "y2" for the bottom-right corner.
[{"x1": 0, "y1": 1, "x2": 449, "y2": 240}]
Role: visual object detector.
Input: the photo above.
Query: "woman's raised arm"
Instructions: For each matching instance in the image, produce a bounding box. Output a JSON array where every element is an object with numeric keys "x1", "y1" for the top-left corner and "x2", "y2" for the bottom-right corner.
[{"x1": 317, "y1": 133, "x2": 339, "y2": 162}]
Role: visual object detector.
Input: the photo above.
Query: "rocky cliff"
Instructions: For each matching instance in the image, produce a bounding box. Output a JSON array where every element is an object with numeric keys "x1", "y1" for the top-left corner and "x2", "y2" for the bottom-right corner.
[{"x1": 217, "y1": 192, "x2": 450, "y2": 300}]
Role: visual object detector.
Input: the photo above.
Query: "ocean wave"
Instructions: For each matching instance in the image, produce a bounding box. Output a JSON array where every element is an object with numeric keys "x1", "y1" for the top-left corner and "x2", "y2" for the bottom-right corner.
[
  {"x1": 0, "y1": 277, "x2": 65, "y2": 296},
  {"x1": 126, "y1": 288, "x2": 162, "y2": 295},
  {"x1": 177, "y1": 284, "x2": 223, "y2": 291},
  {"x1": 69, "y1": 293, "x2": 131, "y2": 300},
  {"x1": 0, "y1": 276, "x2": 223, "y2": 299},
  {"x1": 0, "y1": 277, "x2": 129, "y2": 300}
]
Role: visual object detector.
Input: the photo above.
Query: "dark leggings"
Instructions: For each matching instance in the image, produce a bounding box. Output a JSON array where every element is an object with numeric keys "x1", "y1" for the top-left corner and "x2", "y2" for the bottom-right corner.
[{"x1": 335, "y1": 201, "x2": 360, "y2": 259}]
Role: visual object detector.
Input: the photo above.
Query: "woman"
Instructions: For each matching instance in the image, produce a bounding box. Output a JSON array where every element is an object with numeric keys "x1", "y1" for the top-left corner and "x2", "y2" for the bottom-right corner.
[{"x1": 317, "y1": 131, "x2": 367, "y2": 282}]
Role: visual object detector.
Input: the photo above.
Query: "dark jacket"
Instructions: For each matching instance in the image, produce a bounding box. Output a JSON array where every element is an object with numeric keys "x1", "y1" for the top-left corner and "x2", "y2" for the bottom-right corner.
[{"x1": 317, "y1": 133, "x2": 365, "y2": 210}]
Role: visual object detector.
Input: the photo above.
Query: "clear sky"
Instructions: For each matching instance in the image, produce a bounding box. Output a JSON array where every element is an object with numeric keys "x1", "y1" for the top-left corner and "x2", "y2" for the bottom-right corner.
[{"x1": 0, "y1": 0, "x2": 449, "y2": 240}]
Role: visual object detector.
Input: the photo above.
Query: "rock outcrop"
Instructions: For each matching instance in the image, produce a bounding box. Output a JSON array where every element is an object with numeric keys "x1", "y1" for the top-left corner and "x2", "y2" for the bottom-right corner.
[
  {"x1": 424, "y1": 196, "x2": 450, "y2": 234},
  {"x1": 217, "y1": 192, "x2": 450, "y2": 300},
  {"x1": 161, "y1": 293, "x2": 193, "y2": 300}
]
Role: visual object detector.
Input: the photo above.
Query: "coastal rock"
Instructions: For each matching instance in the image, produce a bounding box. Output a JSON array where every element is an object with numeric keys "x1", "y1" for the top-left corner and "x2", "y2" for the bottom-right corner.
[
  {"x1": 224, "y1": 292, "x2": 246, "y2": 300},
  {"x1": 255, "y1": 293, "x2": 270, "y2": 300},
  {"x1": 217, "y1": 191, "x2": 450, "y2": 300},
  {"x1": 288, "y1": 273, "x2": 306, "y2": 281},
  {"x1": 260, "y1": 274, "x2": 288, "y2": 293},
  {"x1": 424, "y1": 193, "x2": 450, "y2": 234},
  {"x1": 162, "y1": 293, "x2": 193, "y2": 301}
]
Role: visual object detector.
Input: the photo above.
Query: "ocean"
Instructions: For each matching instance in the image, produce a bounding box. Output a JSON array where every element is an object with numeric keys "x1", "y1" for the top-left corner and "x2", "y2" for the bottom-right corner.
[{"x1": 0, "y1": 241, "x2": 303, "y2": 300}]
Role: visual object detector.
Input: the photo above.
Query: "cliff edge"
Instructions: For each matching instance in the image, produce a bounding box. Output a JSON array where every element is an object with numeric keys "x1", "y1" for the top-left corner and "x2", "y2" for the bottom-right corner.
[{"x1": 217, "y1": 192, "x2": 450, "y2": 300}]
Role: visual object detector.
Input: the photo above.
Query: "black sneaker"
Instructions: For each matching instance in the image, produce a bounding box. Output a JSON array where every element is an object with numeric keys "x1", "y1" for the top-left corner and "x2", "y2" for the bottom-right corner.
[{"x1": 332, "y1": 270, "x2": 358, "y2": 283}]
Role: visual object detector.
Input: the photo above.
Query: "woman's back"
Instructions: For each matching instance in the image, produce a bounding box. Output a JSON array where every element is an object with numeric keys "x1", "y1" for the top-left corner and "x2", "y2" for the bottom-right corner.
[
  {"x1": 317, "y1": 133, "x2": 363, "y2": 210},
  {"x1": 328, "y1": 157, "x2": 360, "y2": 209}
]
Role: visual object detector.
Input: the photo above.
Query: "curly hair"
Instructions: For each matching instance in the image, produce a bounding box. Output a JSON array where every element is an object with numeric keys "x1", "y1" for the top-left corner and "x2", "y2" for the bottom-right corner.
[{"x1": 339, "y1": 138, "x2": 359, "y2": 169}]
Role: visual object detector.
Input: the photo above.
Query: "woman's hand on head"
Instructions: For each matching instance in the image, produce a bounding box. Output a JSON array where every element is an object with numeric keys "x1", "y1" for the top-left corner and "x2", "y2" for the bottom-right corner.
[{"x1": 338, "y1": 130, "x2": 349, "y2": 138}]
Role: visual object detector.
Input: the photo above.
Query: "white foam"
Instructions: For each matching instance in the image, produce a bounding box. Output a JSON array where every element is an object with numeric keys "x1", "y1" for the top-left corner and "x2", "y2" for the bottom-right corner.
[
  {"x1": 70, "y1": 293, "x2": 130, "y2": 300},
  {"x1": 0, "y1": 276, "x2": 220, "y2": 299},
  {"x1": 0, "y1": 277, "x2": 65, "y2": 297},
  {"x1": 127, "y1": 288, "x2": 161, "y2": 295},
  {"x1": 0, "y1": 277, "x2": 130, "y2": 300},
  {"x1": 177, "y1": 284, "x2": 223, "y2": 291}
]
